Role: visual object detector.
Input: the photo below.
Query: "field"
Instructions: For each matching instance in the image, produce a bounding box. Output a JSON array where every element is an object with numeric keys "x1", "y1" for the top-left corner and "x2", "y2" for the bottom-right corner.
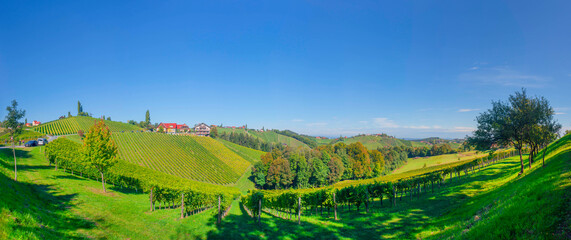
[
  {"x1": 1, "y1": 134, "x2": 568, "y2": 239},
  {"x1": 392, "y1": 150, "x2": 489, "y2": 174},
  {"x1": 110, "y1": 132, "x2": 251, "y2": 185},
  {"x1": 32, "y1": 116, "x2": 143, "y2": 135}
]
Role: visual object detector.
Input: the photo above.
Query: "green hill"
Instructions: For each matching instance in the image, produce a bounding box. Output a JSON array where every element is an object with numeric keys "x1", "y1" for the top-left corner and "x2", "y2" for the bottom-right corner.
[
  {"x1": 110, "y1": 132, "x2": 250, "y2": 185},
  {"x1": 337, "y1": 135, "x2": 429, "y2": 149},
  {"x1": 217, "y1": 128, "x2": 309, "y2": 148},
  {"x1": 32, "y1": 116, "x2": 143, "y2": 135}
]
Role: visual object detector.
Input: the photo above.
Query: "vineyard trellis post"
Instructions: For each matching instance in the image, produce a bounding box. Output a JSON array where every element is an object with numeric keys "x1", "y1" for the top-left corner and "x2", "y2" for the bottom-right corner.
[
  {"x1": 150, "y1": 187, "x2": 154, "y2": 212},
  {"x1": 180, "y1": 193, "x2": 184, "y2": 219},
  {"x1": 298, "y1": 196, "x2": 301, "y2": 225},
  {"x1": 217, "y1": 195, "x2": 221, "y2": 224},
  {"x1": 258, "y1": 199, "x2": 261, "y2": 224},
  {"x1": 334, "y1": 192, "x2": 338, "y2": 220}
]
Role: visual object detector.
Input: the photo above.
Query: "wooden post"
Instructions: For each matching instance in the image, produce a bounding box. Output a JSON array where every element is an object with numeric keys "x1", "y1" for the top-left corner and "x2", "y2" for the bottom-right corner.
[
  {"x1": 217, "y1": 195, "x2": 221, "y2": 224},
  {"x1": 150, "y1": 188, "x2": 154, "y2": 212},
  {"x1": 298, "y1": 196, "x2": 301, "y2": 224},
  {"x1": 392, "y1": 185, "x2": 396, "y2": 206},
  {"x1": 180, "y1": 193, "x2": 185, "y2": 219},
  {"x1": 334, "y1": 192, "x2": 338, "y2": 220},
  {"x1": 258, "y1": 199, "x2": 261, "y2": 224}
]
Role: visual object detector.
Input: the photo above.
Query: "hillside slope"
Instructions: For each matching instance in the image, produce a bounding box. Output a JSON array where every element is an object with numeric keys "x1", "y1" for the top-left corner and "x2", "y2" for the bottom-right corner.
[
  {"x1": 217, "y1": 128, "x2": 309, "y2": 148},
  {"x1": 32, "y1": 116, "x2": 143, "y2": 135},
  {"x1": 111, "y1": 132, "x2": 250, "y2": 185},
  {"x1": 337, "y1": 135, "x2": 429, "y2": 149}
]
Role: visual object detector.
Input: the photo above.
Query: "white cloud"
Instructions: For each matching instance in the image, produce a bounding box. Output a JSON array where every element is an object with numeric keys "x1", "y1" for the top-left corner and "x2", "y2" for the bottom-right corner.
[
  {"x1": 404, "y1": 125, "x2": 431, "y2": 129},
  {"x1": 458, "y1": 108, "x2": 480, "y2": 113},
  {"x1": 292, "y1": 119, "x2": 304, "y2": 122},
  {"x1": 459, "y1": 66, "x2": 548, "y2": 88},
  {"x1": 450, "y1": 127, "x2": 476, "y2": 133},
  {"x1": 373, "y1": 118, "x2": 399, "y2": 128},
  {"x1": 470, "y1": 66, "x2": 479, "y2": 70},
  {"x1": 555, "y1": 112, "x2": 566, "y2": 115}
]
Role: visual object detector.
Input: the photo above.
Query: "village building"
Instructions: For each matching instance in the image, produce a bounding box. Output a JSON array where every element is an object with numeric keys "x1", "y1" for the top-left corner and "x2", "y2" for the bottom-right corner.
[
  {"x1": 32, "y1": 120, "x2": 41, "y2": 126},
  {"x1": 156, "y1": 123, "x2": 189, "y2": 133},
  {"x1": 194, "y1": 123, "x2": 211, "y2": 136}
]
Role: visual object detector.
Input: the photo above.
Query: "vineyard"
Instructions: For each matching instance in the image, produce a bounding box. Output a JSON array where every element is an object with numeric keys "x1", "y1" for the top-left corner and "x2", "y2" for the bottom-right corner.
[
  {"x1": 111, "y1": 132, "x2": 251, "y2": 185},
  {"x1": 32, "y1": 116, "x2": 143, "y2": 135},
  {"x1": 242, "y1": 148, "x2": 522, "y2": 223},
  {"x1": 43, "y1": 138, "x2": 241, "y2": 220},
  {"x1": 218, "y1": 139, "x2": 265, "y2": 163},
  {"x1": 217, "y1": 128, "x2": 309, "y2": 148}
]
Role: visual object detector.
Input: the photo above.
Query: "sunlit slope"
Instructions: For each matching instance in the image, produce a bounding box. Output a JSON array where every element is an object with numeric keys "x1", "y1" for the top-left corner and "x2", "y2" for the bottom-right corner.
[
  {"x1": 111, "y1": 132, "x2": 250, "y2": 185},
  {"x1": 218, "y1": 139, "x2": 265, "y2": 163},
  {"x1": 340, "y1": 135, "x2": 429, "y2": 149},
  {"x1": 32, "y1": 116, "x2": 143, "y2": 135}
]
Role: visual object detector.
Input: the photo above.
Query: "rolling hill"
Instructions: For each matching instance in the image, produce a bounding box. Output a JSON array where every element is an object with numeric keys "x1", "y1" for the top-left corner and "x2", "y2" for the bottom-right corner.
[
  {"x1": 109, "y1": 132, "x2": 251, "y2": 185},
  {"x1": 334, "y1": 134, "x2": 430, "y2": 149},
  {"x1": 32, "y1": 116, "x2": 143, "y2": 135},
  {"x1": 217, "y1": 128, "x2": 309, "y2": 148}
]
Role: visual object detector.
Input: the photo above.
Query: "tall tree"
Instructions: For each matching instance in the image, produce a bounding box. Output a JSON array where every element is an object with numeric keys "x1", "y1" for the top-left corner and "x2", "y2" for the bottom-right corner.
[
  {"x1": 327, "y1": 156, "x2": 345, "y2": 184},
  {"x1": 82, "y1": 120, "x2": 118, "y2": 192},
  {"x1": 4, "y1": 100, "x2": 25, "y2": 181},
  {"x1": 145, "y1": 110, "x2": 151, "y2": 126},
  {"x1": 77, "y1": 101, "x2": 82, "y2": 116},
  {"x1": 210, "y1": 126, "x2": 218, "y2": 138}
]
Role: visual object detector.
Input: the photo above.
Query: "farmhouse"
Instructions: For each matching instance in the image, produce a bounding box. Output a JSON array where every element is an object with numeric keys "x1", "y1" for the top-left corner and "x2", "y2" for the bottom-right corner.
[
  {"x1": 194, "y1": 123, "x2": 211, "y2": 136},
  {"x1": 156, "y1": 123, "x2": 189, "y2": 133},
  {"x1": 32, "y1": 120, "x2": 41, "y2": 126}
]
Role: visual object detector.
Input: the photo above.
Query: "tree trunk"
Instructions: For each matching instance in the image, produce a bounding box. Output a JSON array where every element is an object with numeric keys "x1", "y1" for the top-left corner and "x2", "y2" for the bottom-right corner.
[
  {"x1": 518, "y1": 149, "x2": 524, "y2": 174},
  {"x1": 542, "y1": 146, "x2": 546, "y2": 167},
  {"x1": 150, "y1": 188, "x2": 154, "y2": 212},
  {"x1": 101, "y1": 172, "x2": 106, "y2": 192},
  {"x1": 217, "y1": 195, "x2": 221, "y2": 224},
  {"x1": 13, "y1": 143, "x2": 17, "y2": 181},
  {"x1": 258, "y1": 199, "x2": 261, "y2": 224},
  {"x1": 334, "y1": 193, "x2": 338, "y2": 220}
]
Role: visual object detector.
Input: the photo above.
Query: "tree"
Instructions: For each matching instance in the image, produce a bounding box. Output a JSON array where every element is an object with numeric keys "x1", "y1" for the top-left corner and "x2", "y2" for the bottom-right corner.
[
  {"x1": 210, "y1": 127, "x2": 218, "y2": 138},
  {"x1": 468, "y1": 89, "x2": 557, "y2": 174},
  {"x1": 77, "y1": 101, "x2": 83, "y2": 116},
  {"x1": 68, "y1": 111, "x2": 72, "y2": 117},
  {"x1": 82, "y1": 120, "x2": 118, "y2": 192},
  {"x1": 370, "y1": 150, "x2": 385, "y2": 177},
  {"x1": 266, "y1": 157, "x2": 293, "y2": 189},
  {"x1": 3, "y1": 100, "x2": 25, "y2": 181},
  {"x1": 106, "y1": 116, "x2": 111, "y2": 121},
  {"x1": 158, "y1": 125, "x2": 164, "y2": 133},
  {"x1": 327, "y1": 157, "x2": 345, "y2": 184},
  {"x1": 145, "y1": 110, "x2": 151, "y2": 126}
]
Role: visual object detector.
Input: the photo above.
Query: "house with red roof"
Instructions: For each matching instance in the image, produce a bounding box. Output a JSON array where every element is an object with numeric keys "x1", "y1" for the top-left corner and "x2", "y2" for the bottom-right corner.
[
  {"x1": 156, "y1": 123, "x2": 189, "y2": 133},
  {"x1": 32, "y1": 120, "x2": 41, "y2": 126}
]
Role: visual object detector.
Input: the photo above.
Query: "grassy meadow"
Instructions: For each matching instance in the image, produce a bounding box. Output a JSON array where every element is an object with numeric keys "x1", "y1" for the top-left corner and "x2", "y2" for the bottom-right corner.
[{"x1": 392, "y1": 150, "x2": 489, "y2": 174}]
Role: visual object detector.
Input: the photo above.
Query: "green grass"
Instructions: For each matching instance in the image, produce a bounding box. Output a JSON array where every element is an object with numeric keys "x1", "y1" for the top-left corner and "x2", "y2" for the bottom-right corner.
[
  {"x1": 392, "y1": 150, "x2": 489, "y2": 174},
  {"x1": 1, "y1": 135, "x2": 568, "y2": 239},
  {"x1": 218, "y1": 139, "x2": 265, "y2": 163},
  {"x1": 32, "y1": 116, "x2": 143, "y2": 136},
  {"x1": 0, "y1": 147, "x2": 221, "y2": 239},
  {"x1": 111, "y1": 132, "x2": 251, "y2": 185}
]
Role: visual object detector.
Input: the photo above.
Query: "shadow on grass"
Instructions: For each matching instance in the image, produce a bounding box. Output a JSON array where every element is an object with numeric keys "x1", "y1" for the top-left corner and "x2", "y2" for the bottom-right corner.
[{"x1": 0, "y1": 172, "x2": 96, "y2": 239}]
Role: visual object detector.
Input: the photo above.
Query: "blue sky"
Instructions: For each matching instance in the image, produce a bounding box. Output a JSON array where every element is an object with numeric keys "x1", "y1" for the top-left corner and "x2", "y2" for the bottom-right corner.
[{"x1": 1, "y1": 1, "x2": 570, "y2": 138}]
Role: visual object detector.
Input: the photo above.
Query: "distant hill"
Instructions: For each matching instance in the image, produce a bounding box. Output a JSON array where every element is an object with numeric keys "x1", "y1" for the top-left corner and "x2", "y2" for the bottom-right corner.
[
  {"x1": 109, "y1": 132, "x2": 251, "y2": 185},
  {"x1": 32, "y1": 116, "x2": 143, "y2": 135},
  {"x1": 412, "y1": 137, "x2": 464, "y2": 149},
  {"x1": 330, "y1": 134, "x2": 430, "y2": 149}
]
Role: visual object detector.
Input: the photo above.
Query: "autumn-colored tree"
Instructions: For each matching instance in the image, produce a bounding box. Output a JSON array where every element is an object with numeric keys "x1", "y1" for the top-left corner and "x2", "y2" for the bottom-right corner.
[
  {"x1": 327, "y1": 156, "x2": 345, "y2": 184},
  {"x1": 82, "y1": 120, "x2": 118, "y2": 192},
  {"x1": 347, "y1": 142, "x2": 371, "y2": 178},
  {"x1": 370, "y1": 150, "x2": 385, "y2": 177},
  {"x1": 266, "y1": 157, "x2": 293, "y2": 189}
]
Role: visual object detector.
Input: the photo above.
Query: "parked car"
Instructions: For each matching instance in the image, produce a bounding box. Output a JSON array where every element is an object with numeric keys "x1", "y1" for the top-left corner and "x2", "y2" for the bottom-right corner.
[
  {"x1": 37, "y1": 138, "x2": 48, "y2": 145},
  {"x1": 25, "y1": 140, "x2": 38, "y2": 147}
]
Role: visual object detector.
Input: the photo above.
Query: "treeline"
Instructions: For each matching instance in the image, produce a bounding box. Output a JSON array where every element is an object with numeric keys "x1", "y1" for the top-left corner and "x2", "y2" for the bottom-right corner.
[
  {"x1": 217, "y1": 131, "x2": 286, "y2": 152},
  {"x1": 45, "y1": 137, "x2": 240, "y2": 218},
  {"x1": 273, "y1": 130, "x2": 318, "y2": 148},
  {"x1": 243, "y1": 148, "x2": 518, "y2": 224},
  {"x1": 252, "y1": 142, "x2": 386, "y2": 190},
  {"x1": 380, "y1": 143, "x2": 457, "y2": 159}
]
